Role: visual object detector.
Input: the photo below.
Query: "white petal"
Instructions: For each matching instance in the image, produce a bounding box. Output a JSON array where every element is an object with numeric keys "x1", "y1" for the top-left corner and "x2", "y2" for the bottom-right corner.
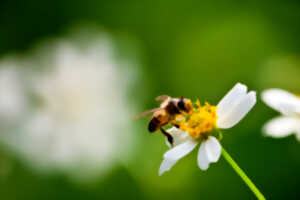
[
  {"x1": 261, "y1": 89, "x2": 300, "y2": 115},
  {"x1": 263, "y1": 116, "x2": 300, "y2": 138},
  {"x1": 217, "y1": 83, "x2": 247, "y2": 117},
  {"x1": 159, "y1": 139, "x2": 198, "y2": 175},
  {"x1": 159, "y1": 159, "x2": 178, "y2": 176},
  {"x1": 205, "y1": 136, "x2": 222, "y2": 162},
  {"x1": 217, "y1": 91, "x2": 256, "y2": 129},
  {"x1": 197, "y1": 136, "x2": 221, "y2": 170},
  {"x1": 163, "y1": 139, "x2": 198, "y2": 160},
  {"x1": 165, "y1": 127, "x2": 194, "y2": 147},
  {"x1": 197, "y1": 143, "x2": 209, "y2": 170}
]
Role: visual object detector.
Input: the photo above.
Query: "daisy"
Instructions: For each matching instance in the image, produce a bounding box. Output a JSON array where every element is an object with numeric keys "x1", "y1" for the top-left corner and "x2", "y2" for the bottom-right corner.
[
  {"x1": 159, "y1": 83, "x2": 256, "y2": 175},
  {"x1": 0, "y1": 30, "x2": 139, "y2": 181},
  {"x1": 262, "y1": 88, "x2": 300, "y2": 140}
]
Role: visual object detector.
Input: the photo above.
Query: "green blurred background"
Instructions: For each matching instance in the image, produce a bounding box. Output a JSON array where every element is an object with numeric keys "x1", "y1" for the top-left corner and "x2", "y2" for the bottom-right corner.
[{"x1": 1, "y1": 0, "x2": 300, "y2": 199}]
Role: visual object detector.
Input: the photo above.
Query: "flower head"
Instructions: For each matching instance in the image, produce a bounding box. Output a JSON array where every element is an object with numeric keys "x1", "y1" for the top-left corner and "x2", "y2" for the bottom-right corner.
[
  {"x1": 159, "y1": 83, "x2": 256, "y2": 175},
  {"x1": 0, "y1": 30, "x2": 139, "y2": 181},
  {"x1": 178, "y1": 101, "x2": 217, "y2": 139},
  {"x1": 262, "y1": 88, "x2": 300, "y2": 140}
]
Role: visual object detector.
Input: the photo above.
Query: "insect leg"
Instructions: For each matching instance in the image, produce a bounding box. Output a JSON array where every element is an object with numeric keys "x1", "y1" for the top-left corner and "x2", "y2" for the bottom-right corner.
[{"x1": 160, "y1": 128, "x2": 173, "y2": 146}]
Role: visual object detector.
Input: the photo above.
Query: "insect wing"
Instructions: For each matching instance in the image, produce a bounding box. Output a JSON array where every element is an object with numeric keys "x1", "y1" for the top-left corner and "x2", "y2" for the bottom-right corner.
[
  {"x1": 133, "y1": 107, "x2": 164, "y2": 119},
  {"x1": 155, "y1": 95, "x2": 170, "y2": 102}
]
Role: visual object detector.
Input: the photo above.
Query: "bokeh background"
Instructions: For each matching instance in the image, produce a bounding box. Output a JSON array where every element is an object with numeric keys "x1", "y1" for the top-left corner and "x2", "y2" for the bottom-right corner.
[{"x1": 1, "y1": 0, "x2": 300, "y2": 199}]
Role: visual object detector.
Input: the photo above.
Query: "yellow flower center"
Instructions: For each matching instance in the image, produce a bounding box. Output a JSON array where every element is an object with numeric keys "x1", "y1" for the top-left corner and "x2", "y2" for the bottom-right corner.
[{"x1": 175, "y1": 100, "x2": 217, "y2": 139}]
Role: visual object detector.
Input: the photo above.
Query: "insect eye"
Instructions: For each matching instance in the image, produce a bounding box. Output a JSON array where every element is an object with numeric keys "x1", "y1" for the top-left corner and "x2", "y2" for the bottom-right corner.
[{"x1": 177, "y1": 100, "x2": 186, "y2": 111}]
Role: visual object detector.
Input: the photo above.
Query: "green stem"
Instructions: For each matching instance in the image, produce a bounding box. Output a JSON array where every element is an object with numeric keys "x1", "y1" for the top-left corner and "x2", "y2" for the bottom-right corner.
[{"x1": 222, "y1": 147, "x2": 266, "y2": 200}]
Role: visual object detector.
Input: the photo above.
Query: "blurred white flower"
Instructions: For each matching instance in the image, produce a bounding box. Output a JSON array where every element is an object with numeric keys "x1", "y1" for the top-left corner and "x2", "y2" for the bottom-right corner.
[
  {"x1": 159, "y1": 83, "x2": 256, "y2": 175},
  {"x1": 262, "y1": 89, "x2": 300, "y2": 140},
  {"x1": 0, "y1": 31, "x2": 138, "y2": 181}
]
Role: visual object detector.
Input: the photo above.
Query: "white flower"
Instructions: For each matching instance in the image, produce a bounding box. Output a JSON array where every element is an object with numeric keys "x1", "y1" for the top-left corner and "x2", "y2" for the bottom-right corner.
[
  {"x1": 0, "y1": 32, "x2": 138, "y2": 181},
  {"x1": 262, "y1": 89, "x2": 300, "y2": 140},
  {"x1": 159, "y1": 83, "x2": 256, "y2": 175}
]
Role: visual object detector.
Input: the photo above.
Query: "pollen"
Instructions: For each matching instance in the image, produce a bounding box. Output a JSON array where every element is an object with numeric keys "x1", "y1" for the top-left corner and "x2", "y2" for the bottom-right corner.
[{"x1": 177, "y1": 100, "x2": 217, "y2": 139}]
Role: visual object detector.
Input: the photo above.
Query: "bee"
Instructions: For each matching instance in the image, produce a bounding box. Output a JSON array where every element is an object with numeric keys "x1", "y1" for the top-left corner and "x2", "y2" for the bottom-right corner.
[{"x1": 134, "y1": 95, "x2": 192, "y2": 145}]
